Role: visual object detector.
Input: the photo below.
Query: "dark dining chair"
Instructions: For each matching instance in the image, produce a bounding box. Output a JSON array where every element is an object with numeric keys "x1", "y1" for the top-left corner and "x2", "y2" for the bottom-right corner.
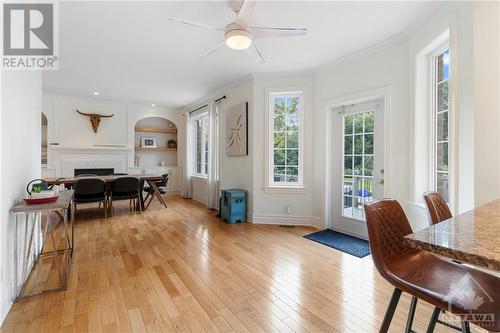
[
  {"x1": 364, "y1": 199, "x2": 500, "y2": 333},
  {"x1": 423, "y1": 191, "x2": 452, "y2": 225},
  {"x1": 109, "y1": 176, "x2": 141, "y2": 216},
  {"x1": 74, "y1": 178, "x2": 107, "y2": 218},
  {"x1": 143, "y1": 174, "x2": 169, "y2": 209}
]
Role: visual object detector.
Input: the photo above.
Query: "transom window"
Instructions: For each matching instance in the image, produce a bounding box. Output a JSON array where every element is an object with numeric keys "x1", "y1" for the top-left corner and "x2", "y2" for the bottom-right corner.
[
  {"x1": 268, "y1": 92, "x2": 303, "y2": 187},
  {"x1": 433, "y1": 48, "x2": 450, "y2": 202},
  {"x1": 193, "y1": 113, "x2": 209, "y2": 177},
  {"x1": 342, "y1": 111, "x2": 374, "y2": 220}
]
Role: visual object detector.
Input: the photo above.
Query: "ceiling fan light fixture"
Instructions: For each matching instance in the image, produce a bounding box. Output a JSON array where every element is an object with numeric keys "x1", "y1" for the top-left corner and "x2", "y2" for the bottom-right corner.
[{"x1": 225, "y1": 29, "x2": 252, "y2": 50}]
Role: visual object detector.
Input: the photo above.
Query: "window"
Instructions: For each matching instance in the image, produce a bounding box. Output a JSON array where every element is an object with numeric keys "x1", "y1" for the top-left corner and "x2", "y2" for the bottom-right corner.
[
  {"x1": 432, "y1": 48, "x2": 450, "y2": 202},
  {"x1": 268, "y1": 92, "x2": 303, "y2": 187},
  {"x1": 193, "y1": 113, "x2": 209, "y2": 177}
]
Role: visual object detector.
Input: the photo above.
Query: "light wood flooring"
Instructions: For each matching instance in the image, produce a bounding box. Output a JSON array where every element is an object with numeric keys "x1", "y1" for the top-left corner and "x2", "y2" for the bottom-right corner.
[{"x1": 0, "y1": 196, "x2": 481, "y2": 332}]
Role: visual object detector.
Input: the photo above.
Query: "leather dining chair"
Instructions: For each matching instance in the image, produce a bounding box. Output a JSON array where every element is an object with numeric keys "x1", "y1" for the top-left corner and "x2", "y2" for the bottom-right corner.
[
  {"x1": 423, "y1": 191, "x2": 452, "y2": 225},
  {"x1": 108, "y1": 176, "x2": 141, "y2": 216},
  {"x1": 364, "y1": 199, "x2": 500, "y2": 333},
  {"x1": 74, "y1": 178, "x2": 107, "y2": 218}
]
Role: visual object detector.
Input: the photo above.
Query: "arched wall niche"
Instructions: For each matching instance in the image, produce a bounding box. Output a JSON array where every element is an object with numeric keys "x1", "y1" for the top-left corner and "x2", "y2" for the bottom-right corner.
[{"x1": 134, "y1": 116, "x2": 178, "y2": 167}]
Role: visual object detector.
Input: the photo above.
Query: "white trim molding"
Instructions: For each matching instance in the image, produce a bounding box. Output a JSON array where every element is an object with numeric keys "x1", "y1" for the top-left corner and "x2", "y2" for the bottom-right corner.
[{"x1": 252, "y1": 214, "x2": 321, "y2": 228}]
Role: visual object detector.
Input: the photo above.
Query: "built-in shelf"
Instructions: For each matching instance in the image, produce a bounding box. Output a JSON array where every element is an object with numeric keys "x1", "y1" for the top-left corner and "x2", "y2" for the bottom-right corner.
[
  {"x1": 135, "y1": 127, "x2": 177, "y2": 134},
  {"x1": 135, "y1": 147, "x2": 177, "y2": 152}
]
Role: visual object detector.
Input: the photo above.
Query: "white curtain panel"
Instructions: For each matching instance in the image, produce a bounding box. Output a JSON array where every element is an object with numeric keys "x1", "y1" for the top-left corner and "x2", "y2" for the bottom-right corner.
[
  {"x1": 207, "y1": 102, "x2": 220, "y2": 209},
  {"x1": 181, "y1": 114, "x2": 193, "y2": 198}
]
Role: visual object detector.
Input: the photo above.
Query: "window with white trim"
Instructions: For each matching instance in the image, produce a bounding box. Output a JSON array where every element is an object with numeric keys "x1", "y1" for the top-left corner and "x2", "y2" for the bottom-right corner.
[
  {"x1": 268, "y1": 92, "x2": 304, "y2": 187},
  {"x1": 432, "y1": 48, "x2": 450, "y2": 202},
  {"x1": 193, "y1": 113, "x2": 209, "y2": 177}
]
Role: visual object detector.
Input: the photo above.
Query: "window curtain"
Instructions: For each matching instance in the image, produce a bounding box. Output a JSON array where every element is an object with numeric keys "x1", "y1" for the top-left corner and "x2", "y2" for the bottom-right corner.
[
  {"x1": 207, "y1": 102, "x2": 220, "y2": 209},
  {"x1": 181, "y1": 113, "x2": 194, "y2": 198}
]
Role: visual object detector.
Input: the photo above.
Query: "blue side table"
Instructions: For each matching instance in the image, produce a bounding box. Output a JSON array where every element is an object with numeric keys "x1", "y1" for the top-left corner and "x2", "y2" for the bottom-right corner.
[{"x1": 220, "y1": 189, "x2": 247, "y2": 224}]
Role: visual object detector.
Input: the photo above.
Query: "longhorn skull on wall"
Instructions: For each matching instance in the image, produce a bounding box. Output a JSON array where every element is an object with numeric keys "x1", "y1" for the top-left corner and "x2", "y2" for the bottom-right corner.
[{"x1": 76, "y1": 110, "x2": 114, "y2": 133}]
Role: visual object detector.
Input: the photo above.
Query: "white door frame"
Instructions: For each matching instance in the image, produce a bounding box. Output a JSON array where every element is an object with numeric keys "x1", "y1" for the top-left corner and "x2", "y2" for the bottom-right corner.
[{"x1": 322, "y1": 86, "x2": 392, "y2": 238}]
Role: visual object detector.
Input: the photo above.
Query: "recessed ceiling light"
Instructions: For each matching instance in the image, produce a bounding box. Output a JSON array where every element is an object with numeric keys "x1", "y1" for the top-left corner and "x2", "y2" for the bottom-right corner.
[
  {"x1": 93, "y1": 92, "x2": 100, "y2": 96},
  {"x1": 151, "y1": 103, "x2": 156, "y2": 107}
]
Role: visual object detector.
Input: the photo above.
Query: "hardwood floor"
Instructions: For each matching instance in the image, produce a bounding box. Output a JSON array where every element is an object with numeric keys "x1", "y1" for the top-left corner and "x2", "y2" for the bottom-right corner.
[{"x1": 1, "y1": 196, "x2": 481, "y2": 332}]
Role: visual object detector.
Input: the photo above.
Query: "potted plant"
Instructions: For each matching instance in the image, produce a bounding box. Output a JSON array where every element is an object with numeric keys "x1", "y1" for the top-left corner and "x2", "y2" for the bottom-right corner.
[{"x1": 167, "y1": 139, "x2": 177, "y2": 148}]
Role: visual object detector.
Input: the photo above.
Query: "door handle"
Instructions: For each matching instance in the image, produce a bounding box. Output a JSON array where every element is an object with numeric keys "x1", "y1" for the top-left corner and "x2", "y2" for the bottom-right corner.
[{"x1": 375, "y1": 179, "x2": 384, "y2": 185}]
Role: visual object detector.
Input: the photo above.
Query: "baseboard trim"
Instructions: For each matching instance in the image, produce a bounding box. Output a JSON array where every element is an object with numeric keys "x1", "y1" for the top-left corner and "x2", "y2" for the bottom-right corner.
[
  {"x1": 252, "y1": 214, "x2": 321, "y2": 228},
  {"x1": 329, "y1": 226, "x2": 368, "y2": 241},
  {"x1": 191, "y1": 194, "x2": 207, "y2": 206}
]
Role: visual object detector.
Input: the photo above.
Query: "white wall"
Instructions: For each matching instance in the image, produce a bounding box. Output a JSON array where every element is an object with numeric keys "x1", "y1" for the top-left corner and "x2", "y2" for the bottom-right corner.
[
  {"x1": 0, "y1": 71, "x2": 42, "y2": 323},
  {"x1": 42, "y1": 93, "x2": 183, "y2": 175},
  {"x1": 312, "y1": 42, "x2": 410, "y2": 232},
  {"x1": 473, "y1": 1, "x2": 500, "y2": 206},
  {"x1": 181, "y1": 77, "x2": 254, "y2": 217},
  {"x1": 408, "y1": 2, "x2": 475, "y2": 231},
  {"x1": 219, "y1": 80, "x2": 254, "y2": 218},
  {"x1": 251, "y1": 73, "x2": 315, "y2": 226}
]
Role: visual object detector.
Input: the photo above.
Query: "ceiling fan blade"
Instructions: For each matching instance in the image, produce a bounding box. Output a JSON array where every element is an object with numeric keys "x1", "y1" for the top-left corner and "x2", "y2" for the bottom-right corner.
[
  {"x1": 250, "y1": 26, "x2": 307, "y2": 39},
  {"x1": 200, "y1": 42, "x2": 225, "y2": 59},
  {"x1": 245, "y1": 43, "x2": 265, "y2": 64},
  {"x1": 167, "y1": 16, "x2": 223, "y2": 31},
  {"x1": 235, "y1": 0, "x2": 256, "y2": 26}
]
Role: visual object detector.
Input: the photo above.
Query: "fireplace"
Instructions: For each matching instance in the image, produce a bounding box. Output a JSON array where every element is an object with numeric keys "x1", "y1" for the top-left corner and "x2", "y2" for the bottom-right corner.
[{"x1": 74, "y1": 168, "x2": 114, "y2": 176}]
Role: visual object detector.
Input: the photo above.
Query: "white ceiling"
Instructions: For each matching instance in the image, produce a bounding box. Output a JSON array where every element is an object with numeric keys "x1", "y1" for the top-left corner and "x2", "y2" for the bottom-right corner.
[{"x1": 43, "y1": 1, "x2": 440, "y2": 109}]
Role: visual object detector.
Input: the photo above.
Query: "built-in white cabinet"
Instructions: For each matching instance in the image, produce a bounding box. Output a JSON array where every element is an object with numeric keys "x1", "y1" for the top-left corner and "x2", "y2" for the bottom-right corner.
[{"x1": 128, "y1": 166, "x2": 182, "y2": 194}]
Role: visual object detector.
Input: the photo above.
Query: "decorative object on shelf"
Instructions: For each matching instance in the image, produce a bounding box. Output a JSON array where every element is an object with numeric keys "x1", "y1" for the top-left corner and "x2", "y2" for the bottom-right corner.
[
  {"x1": 167, "y1": 139, "x2": 177, "y2": 148},
  {"x1": 226, "y1": 102, "x2": 248, "y2": 156},
  {"x1": 76, "y1": 110, "x2": 114, "y2": 133},
  {"x1": 141, "y1": 137, "x2": 157, "y2": 148}
]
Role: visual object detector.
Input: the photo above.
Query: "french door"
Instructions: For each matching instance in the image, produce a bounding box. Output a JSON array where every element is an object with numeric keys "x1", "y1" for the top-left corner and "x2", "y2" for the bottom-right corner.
[{"x1": 331, "y1": 99, "x2": 385, "y2": 238}]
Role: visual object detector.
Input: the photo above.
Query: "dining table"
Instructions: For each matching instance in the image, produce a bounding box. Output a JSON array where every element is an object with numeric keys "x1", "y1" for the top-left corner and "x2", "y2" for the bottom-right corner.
[
  {"x1": 44, "y1": 174, "x2": 167, "y2": 211},
  {"x1": 404, "y1": 198, "x2": 500, "y2": 272}
]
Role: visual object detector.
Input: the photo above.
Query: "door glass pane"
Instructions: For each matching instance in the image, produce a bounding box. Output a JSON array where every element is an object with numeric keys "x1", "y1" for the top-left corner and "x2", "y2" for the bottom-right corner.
[
  {"x1": 344, "y1": 156, "x2": 353, "y2": 175},
  {"x1": 342, "y1": 110, "x2": 375, "y2": 221}
]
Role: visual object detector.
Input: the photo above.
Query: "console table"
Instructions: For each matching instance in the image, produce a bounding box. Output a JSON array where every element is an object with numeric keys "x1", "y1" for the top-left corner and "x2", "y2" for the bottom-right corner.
[{"x1": 11, "y1": 190, "x2": 74, "y2": 301}]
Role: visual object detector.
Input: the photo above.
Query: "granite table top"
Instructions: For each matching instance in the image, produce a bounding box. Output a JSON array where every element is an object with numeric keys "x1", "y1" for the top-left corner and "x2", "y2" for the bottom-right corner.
[{"x1": 404, "y1": 198, "x2": 500, "y2": 271}]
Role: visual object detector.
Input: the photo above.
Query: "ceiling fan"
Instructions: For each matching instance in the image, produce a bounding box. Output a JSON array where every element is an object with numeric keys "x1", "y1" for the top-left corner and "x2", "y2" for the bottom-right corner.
[{"x1": 167, "y1": 0, "x2": 307, "y2": 63}]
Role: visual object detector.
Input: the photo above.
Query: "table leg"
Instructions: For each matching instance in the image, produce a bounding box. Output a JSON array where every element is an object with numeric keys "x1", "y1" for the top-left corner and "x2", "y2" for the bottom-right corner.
[
  {"x1": 139, "y1": 179, "x2": 146, "y2": 211},
  {"x1": 48, "y1": 213, "x2": 64, "y2": 287},
  {"x1": 63, "y1": 208, "x2": 70, "y2": 287},
  {"x1": 14, "y1": 214, "x2": 19, "y2": 299}
]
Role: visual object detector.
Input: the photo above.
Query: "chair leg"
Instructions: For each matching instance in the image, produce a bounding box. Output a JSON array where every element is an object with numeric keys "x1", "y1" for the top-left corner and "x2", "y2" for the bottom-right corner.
[
  {"x1": 104, "y1": 198, "x2": 107, "y2": 218},
  {"x1": 379, "y1": 288, "x2": 402, "y2": 333},
  {"x1": 145, "y1": 194, "x2": 155, "y2": 210},
  {"x1": 426, "y1": 306, "x2": 442, "y2": 333},
  {"x1": 405, "y1": 296, "x2": 418, "y2": 333}
]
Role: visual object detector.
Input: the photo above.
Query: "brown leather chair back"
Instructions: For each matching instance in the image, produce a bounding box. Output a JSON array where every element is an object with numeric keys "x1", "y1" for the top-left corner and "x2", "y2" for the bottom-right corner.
[
  {"x1": 364, "y1": 199, "x2": 413, "y2": 282},
  {"x1": 423, "y1": 191, "x2": 452, "y2": 225}
]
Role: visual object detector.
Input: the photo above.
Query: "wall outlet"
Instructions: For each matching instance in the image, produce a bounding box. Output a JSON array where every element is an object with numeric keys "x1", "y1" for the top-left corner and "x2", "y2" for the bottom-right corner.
[{"x1": 286, "y1": 205, "x2": 292, "y2": 214}]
